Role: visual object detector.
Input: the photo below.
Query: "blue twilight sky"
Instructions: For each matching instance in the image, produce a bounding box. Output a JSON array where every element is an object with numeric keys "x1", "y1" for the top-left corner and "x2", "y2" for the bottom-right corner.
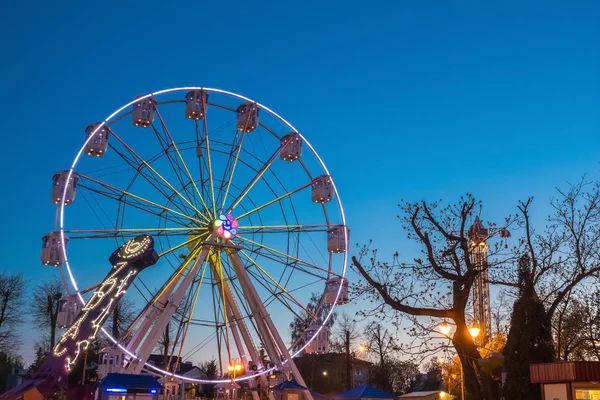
[{"x1": 0, "y1": 1, "x2": 598, "y2": 364}]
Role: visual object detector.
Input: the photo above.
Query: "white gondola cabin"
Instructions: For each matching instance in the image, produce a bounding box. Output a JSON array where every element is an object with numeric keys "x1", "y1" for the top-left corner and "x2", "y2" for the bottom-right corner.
[
  {"x1": 41, "y1": 232, "x2": 69, "y2": 266},
  {"x1": 51, "y1": 170, "x2": 78, "y2": 205},
  {"x1": 311, "y1": 175, "x2": 334, "y2": 204},
  {"x1": 97, "y1": 346, "x2": 125, "y2": 379},
  {"x1": 236, "y1": 102, "x2": 259, "y2": 132},
  {"x1": 185, "y1": 90, "x2": 208, "y2": 120},
  {"x1": 84, "y1": 123, "x2": 109, "y2": 157},
  {"x1": 132, "y1": 95, "x2": 156, "y2": 128},
  {"x1": 304, "y1": 325, "x2": 329, "y2": 354},
  {"x1": 325, "y1": 277, "x2": 349, "y2": 305},
  {"x1": 57, "y1": 295, "x2": 82, "y2": 328},
  {"x1": 327, "y1": 225, "x2": 349, "y2": 253},
  {"x1": 279, "y1": 133, "x2": 302, "y2": 162}
]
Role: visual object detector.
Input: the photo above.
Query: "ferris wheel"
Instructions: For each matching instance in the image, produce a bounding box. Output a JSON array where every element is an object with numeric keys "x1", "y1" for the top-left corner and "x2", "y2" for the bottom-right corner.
[{"x1": 41, "y1": 87, "x2": 349, "y2": 389}]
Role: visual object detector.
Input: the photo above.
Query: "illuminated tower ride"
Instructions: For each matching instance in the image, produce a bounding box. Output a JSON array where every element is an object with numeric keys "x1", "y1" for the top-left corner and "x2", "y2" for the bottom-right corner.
[{"x1": 468, "y1": 217, "x2": 492, "y2": 347}]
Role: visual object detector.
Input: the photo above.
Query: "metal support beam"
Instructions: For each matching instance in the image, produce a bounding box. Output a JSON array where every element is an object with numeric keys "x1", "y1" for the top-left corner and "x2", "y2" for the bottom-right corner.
[
  {"x1": 226, "y1": 249, "x2": 313, "y2": 400},
  {"x1": 209, "y1": 254, "x2": 271, "y2": 400}
]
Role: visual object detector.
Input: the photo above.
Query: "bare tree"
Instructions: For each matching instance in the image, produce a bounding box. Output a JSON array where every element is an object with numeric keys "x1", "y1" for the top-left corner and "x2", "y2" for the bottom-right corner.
[
  {"x1": 330, "y1": 312, "x2": 360, "y2": 352},
  {"x1": 352, "y1": 195, "x2": 513, "y2": 400},
  {"x1": 29, "y1": 279, "x2": 64, "y2": 349},
  {"x1": 553, "y1": 286, "x2": 600, "y2": 361},
  {"x1": 490, "y1": 291, "x2": 511, "y2": 336},
  {"x1": 0, "y1": 272, "x2": 26, "y2": 353},
  {"x1": 389, "y1": 359, "x2": 420, "y2": 394},
  {"x1": 364, "y1": 322, "x2": 400, "y2": 392},
  {"x1": 106, "y1": 297, "x2": 137, "y2": 339},
  {"x1": 491, "y1": 180, "x2": 600, "y2": 319}
]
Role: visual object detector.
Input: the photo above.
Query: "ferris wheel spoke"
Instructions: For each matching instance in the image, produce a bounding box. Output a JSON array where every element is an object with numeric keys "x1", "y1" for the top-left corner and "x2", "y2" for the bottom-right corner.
[
  {"x1": 78, "y1": 175, "x2": 203, "y2": 226},
  {"x1": 212, "y1": 251, "x2": 234, "y2": 364},
  {"x1": 108, "y1": 128, "x2": 207, "y2": 221},
  {"x1": 235, "y1": 236, "x2": 337, "y2": 279},
  {"x1": 172, "y1": 259, "x2": 208, "y2": 371},
  {"x1": 150, "y1": 124, "x2": 201, "y2": 216},
  {"x1": 218, "y1": 258, "x2": 262, "y2": 353},
  {"x1": 236, "y1": 181, "x2": 313, "y2": 221},
  {"x1": 64, "y1": 227, "x2": 200, "y2": 240},
  {"x1": 158, "y1": 232, "x2": 209, "y2": 257},
  {"x1": 107, "y1": 141, "x2": 197, "y2": 220},
  {"x1": 217, "y1": 129, "x2": 247, "y2": 213},
  {"x1": 201, "y1": 111, "x2": 217, "y2": 218},
  {"x1": 238, "y1": 250, "x2": 318, "y2": 321},
  {"x1": 153, "y1": 107, "x2": 212, "y2": 216},
  {"x1": 238, "y1": 224, "x2": 331, "y2": 235},
  {"x1": 234, "y1": 241, "x2": 325, "y2": 282},
  {"x1": 226, "y1": 146, "x2": 282, "y2": 214}
]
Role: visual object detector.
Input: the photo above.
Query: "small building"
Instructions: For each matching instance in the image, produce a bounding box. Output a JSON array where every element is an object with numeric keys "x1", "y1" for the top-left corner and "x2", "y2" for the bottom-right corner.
[
  {"x1": 295, "y1": 353, "x2": 373, "y2": 394},
  {"x1": 396, "y1": 391, "x2": 454, "y2": 400},
  {"x1": 6, "y1": 367, "x2": 28, "y2": 391},
  {"x1": 273, "y1": 380, "x2": 310, "y2": 400},
  {"x1": 334, "y1": 385, "x2": 395, "y2": 400},
  {"x1": 530, "y1": 361, "x2": 600, "y2": 400},
  {"x1": 96, "y1": 373, "x2": 162, "y2": 400}
]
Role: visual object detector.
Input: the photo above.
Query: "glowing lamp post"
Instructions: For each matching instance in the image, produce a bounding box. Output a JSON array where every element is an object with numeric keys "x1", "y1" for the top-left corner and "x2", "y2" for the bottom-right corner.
[
  {"x1": 228, "y1": 361, "x2": 243, "y2": 379},
  {"x1": 468, "y1": 325, "x2": 481, "y2": 339},
  {"x1": 438, "y1": 321, "x2": 480, "y2": 400},
  {"x1": 440, "y1": 321, "x2": 452, "y2": 336}
]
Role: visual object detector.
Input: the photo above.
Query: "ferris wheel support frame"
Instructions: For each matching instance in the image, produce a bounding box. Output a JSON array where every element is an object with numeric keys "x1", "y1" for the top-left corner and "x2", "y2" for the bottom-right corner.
[
  {"x1": 126, "y1": 242, "x2": 212, "y2": 374},
  {"x1": 124, "y1": 262, "x2": 187, "y2": 355},
  {"x1": 212, "y1": 257, "x2": 273, "y2": 400},
  {"x1": 227, "y1": 249, "x2": 313, "y2": 400}
]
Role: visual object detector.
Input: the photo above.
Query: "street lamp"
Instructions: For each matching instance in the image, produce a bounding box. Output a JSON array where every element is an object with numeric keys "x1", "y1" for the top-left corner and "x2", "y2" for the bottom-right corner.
[
  {"x1": 440, "y1": 321, "x2": 452, "y2": 336},
  {"x1": 468, "y1": 324, "x2": 481, "y2": 339},
  {"x1": 228, "y1": 361, "x2": 243, "y2": 379},
  {"x1": 438, "y1": 322, "x2": 480, "y2": 400}
]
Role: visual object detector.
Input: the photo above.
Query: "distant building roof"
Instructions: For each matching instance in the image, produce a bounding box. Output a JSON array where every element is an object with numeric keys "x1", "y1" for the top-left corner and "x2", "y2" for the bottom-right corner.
[
  {"x1": 273, "y1": 380, "x2": 309, "y2": 390},
  {"x1": 97, "y1": 373, "x2": 162, "y2": 390},
  {"x1": 396, "y1": 391, "x2": 449, "y2": 398},
  {"x1": 335, "y1": 385, "x2": 395, "y2": 399}
]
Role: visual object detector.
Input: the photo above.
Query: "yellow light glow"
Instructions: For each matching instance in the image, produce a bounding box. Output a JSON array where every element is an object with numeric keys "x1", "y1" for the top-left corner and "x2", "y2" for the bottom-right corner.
[
  {"x1": 469, "y1": 326, "x2": 481, "y2": 338},
  {"x1": 440, "y1": 321, "x2": 452, "y2": 336},
  {"x1": 358, "y1": 344, "x2": 366, "y2": 353}
]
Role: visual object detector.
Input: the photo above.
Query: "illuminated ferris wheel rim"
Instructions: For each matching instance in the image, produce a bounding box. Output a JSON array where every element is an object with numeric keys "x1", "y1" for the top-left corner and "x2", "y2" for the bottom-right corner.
[{"x1": 58, "y1": 86, "x2": 348, "y2": 383}]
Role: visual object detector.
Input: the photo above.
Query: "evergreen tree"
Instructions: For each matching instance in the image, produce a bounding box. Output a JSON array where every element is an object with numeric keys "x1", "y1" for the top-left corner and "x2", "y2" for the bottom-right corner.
[{"x1": 502, "y1": 255, "x2": 555, "y2": 400}]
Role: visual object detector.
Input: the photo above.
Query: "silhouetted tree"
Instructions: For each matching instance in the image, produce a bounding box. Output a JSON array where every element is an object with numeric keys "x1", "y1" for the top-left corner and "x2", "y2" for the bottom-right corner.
[
  {"x1": 30, "y1": 279, "x2": 63, "y2": 349},
  {"x1": 0, "y1": 272, "x2": 26, "y2": 354},
  {"x1": 502, "y1": 255, "x2": 555, "y2": 400},
  {"x1": 199, "y1": 358, "x2": 219, "y2": 398}
]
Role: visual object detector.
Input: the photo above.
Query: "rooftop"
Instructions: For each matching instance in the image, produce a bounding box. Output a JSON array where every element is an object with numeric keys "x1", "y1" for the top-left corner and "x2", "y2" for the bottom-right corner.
[
  {"x1": 335, "y1": 385, "x2": 395, "y2": 399},
  {"x1": 97, "y1": 373, "x2": 162, "y2": 390}
]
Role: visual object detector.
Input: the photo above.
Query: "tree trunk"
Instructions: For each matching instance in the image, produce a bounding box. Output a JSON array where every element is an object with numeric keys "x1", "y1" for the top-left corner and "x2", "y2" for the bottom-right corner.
[
  {"x1": 453, "y1": 325, "x2": 498, "y2": 400},
  {"x1": 345, "y1": 330, "x2": 352, "y2": 390},
  {"x1": 112, "y1": 305, "x2": 120, "y2": 339}
]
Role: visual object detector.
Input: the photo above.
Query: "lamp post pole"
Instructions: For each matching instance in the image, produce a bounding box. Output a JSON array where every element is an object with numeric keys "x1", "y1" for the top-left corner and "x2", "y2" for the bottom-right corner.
[{"x1": 345, "y1": 330, "x2": 352, "y2": 390}]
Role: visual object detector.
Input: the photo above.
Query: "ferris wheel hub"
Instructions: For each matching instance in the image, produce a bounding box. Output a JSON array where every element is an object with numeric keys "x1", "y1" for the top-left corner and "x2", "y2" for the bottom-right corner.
[{"x1": 208, "y1": 214, "x2": 238, "y2": 240}]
